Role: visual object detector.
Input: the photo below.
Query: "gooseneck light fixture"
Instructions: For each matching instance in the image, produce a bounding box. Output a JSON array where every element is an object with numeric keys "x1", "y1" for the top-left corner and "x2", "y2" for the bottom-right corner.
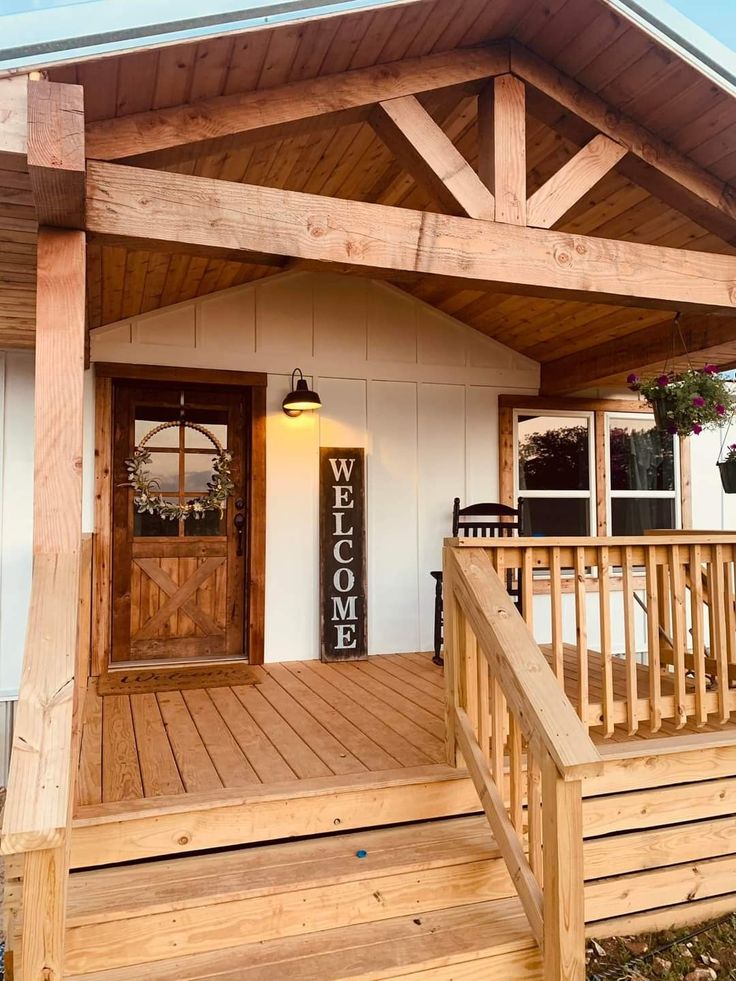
[{"x1": 282, "y1": 368, "x2": 322, "y2": 417}]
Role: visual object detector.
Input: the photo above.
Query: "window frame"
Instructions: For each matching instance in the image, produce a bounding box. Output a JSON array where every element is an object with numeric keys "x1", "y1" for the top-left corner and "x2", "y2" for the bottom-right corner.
[{"x1": 499, "y1": 395, "x2": 689, "y2": 537}]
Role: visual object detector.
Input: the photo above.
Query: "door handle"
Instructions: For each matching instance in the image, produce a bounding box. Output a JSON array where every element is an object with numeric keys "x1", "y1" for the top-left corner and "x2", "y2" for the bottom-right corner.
[{"x1": 234, "y1": 512, "x2": 245, "y2": 557}]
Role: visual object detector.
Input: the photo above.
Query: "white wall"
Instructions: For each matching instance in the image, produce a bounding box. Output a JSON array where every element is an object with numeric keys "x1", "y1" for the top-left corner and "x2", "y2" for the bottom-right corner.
[
  {"x1": 691, "y1": 426, "x2": 736, "y2": 530},
  {"x1": 90, "y1": 270, "x2": 539, "y2": 662},
  {"x1": 0, "y1": 352, "x2": 34, "y2": 698}
]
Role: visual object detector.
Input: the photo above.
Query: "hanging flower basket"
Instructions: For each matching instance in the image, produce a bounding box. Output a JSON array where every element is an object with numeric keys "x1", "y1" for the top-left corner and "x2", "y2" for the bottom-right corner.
[
  {"x1": 718, "y1": 458, "x2": 736, "y2": 494},
  {"x1": 626, "y1": 365, "x2": 734, "y2": 438}
]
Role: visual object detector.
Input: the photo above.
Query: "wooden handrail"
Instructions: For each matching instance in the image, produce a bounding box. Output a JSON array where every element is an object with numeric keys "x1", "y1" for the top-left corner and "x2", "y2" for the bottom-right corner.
[
  {"x1": 446, "y1": 547, "x2": 601, "y2": 781},
  {"x1": 444, "y1": 543, "x2": 593, "y2": 979}
]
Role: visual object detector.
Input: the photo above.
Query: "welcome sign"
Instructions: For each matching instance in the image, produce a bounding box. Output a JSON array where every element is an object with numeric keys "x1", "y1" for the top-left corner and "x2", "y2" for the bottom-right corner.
[{"x1": 319, "y1": 447, "x2": 367, "y2": 661}]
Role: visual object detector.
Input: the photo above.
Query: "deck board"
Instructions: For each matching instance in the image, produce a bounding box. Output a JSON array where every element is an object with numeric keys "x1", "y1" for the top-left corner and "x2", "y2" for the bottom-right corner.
[
  {"x1": 77, "y1": 650, "x2": 736, "y2": 815},
  {"x1": 77, "y1": 653, "x2": 448, "y2": 811}
]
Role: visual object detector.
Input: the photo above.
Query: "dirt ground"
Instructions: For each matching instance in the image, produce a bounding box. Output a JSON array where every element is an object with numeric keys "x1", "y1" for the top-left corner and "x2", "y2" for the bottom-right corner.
[{"x1": 587, "y1": 918, "x2": 736, "y2": 979}]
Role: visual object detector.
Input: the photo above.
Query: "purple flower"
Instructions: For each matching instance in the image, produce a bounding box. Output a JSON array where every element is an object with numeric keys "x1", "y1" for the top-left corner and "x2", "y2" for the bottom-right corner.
[
  {"x1": 667, "y1": 424, "x2": 678, "y2": 435},
  {"x1": 657, "y1": 374, "x2": 670, "y2": 387},
  {"x1": 626, "y1": 373, "x2": 639, "y2": 385},
  {"x1": 729, "y1": 443, "x2": 736, "y2": 451},
  {"x1": 703, "y1": 364, "x2": 719, "y2": 375},
  {"x1": 692, "y1": 424, "x2": 703, "y2": 435},
  {"x1": 717, "y1": 404, "x2": 726, "y2": 416},
  {"x1": 692, "y1": 395, "x2": 706, "y2": 408}
]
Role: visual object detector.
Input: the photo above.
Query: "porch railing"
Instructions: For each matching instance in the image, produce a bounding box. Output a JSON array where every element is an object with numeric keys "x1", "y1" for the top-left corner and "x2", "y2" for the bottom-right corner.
[
  {"x1": 1, "y1": 534, "x2": 93, "y2": 980},
  {"x1": 455, "y1": 534, "x2": 736, "y2": 736},
  {"x1": 443, "y1": 544, "x2": 602, "y2": 981}
]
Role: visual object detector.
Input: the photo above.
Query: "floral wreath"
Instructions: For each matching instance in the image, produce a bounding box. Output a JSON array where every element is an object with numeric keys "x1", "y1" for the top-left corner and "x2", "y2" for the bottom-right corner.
[{"x1": 125, "y1": 421, "x2": 234, "y2": 521}]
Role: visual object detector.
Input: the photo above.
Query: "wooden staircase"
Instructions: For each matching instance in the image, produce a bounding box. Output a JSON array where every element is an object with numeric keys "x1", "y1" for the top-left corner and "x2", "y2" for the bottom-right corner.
[{"x1": 61, "y1": 815, "x2": 541, "y2": 980}]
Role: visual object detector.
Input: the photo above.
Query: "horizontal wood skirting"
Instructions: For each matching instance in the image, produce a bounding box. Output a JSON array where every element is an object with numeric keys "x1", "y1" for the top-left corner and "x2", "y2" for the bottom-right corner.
[
  {"x1": 70, "y1": 767, "x2": 478, "y2": 867},
  {"x1": 94, "y1": 361, "x2": 268, "y2": 387}
]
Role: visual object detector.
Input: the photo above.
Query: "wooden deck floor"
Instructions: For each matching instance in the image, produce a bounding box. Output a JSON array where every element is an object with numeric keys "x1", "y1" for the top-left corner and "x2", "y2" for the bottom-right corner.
[
  {"x1": 76, "y1": 652, "x2": 448, "y2": 811},
  {"x1": 76, "y1": 648, "x2": 736, "y2": 816}
]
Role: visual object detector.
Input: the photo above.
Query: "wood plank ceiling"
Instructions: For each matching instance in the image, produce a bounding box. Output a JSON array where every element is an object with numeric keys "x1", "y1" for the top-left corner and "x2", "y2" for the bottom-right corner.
[{"x1": 1, "y1": 0, "x2": 735, "y2": 390}]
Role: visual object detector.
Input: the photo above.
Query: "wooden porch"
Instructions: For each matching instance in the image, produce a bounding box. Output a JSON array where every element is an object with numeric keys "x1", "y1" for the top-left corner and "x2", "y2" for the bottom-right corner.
[{"x1": 77, "y1": 648, "x2": 736, "y2": 819}]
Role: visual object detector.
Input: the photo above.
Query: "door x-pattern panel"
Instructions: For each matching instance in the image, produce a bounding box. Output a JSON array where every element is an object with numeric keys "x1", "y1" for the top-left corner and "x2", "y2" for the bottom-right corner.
[{"x1": 132, "y1": 557, "x2": 226, "y2": 642}]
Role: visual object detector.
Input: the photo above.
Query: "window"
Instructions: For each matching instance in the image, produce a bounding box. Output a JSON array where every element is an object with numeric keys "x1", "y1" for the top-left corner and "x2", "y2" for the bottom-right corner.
[
  {"x1": 607, "y1": 414, "x2": 678, "y2": 535},
  {"x1": 503, "y1": 397, "x2": 684, "y2": 537},
  {"x1": 516, "y1": 412, "x2": 595, "y2": 536}
]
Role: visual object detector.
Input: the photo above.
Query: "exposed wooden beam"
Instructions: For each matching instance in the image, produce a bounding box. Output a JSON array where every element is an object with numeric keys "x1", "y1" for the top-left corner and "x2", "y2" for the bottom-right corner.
[
  {"x1": 490, "y1": 74, "x2": 526, "y2": 225},
  {"x1": 371, "y1": 95, "x2": 494, "y2": 220},
  {"x1": 86, "y1": 161, "x2": 736, "y2": 313},
  {"x1": 510, "y1": 42, "x2": 736, "y2": 241},
  {"x1": 28, "y1": 79, "x2": 85, "y2": 228},
  {"x1": 84, "y1": 45, "x2": 510, "y2": 164},
  {"x1": 527, "y1": 134, "x2": 628, "y2": 229},
  {"x1": 0, "y1": 75, "x2": 28, "y2": 168},
  {"x1": 541, "y1": 314, "x2": 736, "y2": 394}
]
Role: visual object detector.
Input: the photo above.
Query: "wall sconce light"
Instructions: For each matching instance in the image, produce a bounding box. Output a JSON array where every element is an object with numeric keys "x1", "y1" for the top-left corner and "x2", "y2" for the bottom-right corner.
[{"x1": 282, "y1": 368, "x2": 322, "y2": 417}]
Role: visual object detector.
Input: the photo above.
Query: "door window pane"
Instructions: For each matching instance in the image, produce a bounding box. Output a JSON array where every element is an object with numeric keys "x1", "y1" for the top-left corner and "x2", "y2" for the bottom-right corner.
[
  {"x1": 134, "y1": 419, "x2": 178, "y2": 448},
  {"x1": 184, "y1": 510, "x2": 225, "y2": 537},
  {"x1": 186, "y1": 423, "x2": 228, "y2": 449},
  {"x1": 520, "y1": 497, "x2": 590, "y2": 537},
  {"x1": 609, "y1": 417, "x2": 675, "y2": 491},
  {"x1": 185, "y1": 453, "x2": 215, "y2": 493},
  {"x1": 143, "y1": 451, "x2": 180, "y2": 492},
  {"x1": 611, "y1": 498, "x2": 676, "y2": 535},
  {"x1": 518, "y1": 415, "x2": 590, "y2": 490},
  {"x1": 134, "y1": 508, "x2": 179, "y2": 537}
]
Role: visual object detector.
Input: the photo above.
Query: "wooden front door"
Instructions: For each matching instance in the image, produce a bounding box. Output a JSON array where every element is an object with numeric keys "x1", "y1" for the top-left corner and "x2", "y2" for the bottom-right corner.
[{"x1": 111, "y1": 379, "x2": 252, "y2": 666}]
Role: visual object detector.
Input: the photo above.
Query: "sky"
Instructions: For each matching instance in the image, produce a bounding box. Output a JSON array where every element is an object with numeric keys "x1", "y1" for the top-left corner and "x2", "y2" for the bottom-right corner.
[{"x1": 668, "y1": 0, "x2": 736, "y2": 50}]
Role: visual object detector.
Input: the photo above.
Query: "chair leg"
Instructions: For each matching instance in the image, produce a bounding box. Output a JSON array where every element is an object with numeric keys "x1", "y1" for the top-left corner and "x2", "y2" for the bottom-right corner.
[{"x1": 433, "y1": 575, "x2": 444, "y2": 667}]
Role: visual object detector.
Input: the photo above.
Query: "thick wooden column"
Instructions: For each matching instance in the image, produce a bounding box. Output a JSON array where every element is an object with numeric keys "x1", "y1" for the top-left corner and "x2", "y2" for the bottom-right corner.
[{"x1": 5, "y1": 77, "x2": 86, "y2": 981}]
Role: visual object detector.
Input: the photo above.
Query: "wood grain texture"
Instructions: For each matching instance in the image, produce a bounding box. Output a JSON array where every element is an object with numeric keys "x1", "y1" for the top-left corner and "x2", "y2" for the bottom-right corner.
[
  {"x1": 527, "y1": 134, "x2": 628, "y2": 229},
  {"x1": 371, "y1": 95, "x2": 495, "y2": 219},
  {"x1": 84, "y1": 46, "x2": 510, "y2": 162},
  {"x1": 27, "y1": 79, "x2": 85, "y2": 228},
  {"x1": 86, "y1": 161, "x2": 736, "y2": 313},
  {"x1": 492, "y1": 74, "x2": 526, "y2": 225}
]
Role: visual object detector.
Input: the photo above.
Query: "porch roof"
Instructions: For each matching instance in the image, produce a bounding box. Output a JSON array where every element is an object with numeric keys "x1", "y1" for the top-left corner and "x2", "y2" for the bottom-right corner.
[{"x1": 1, "y1": 0, "x2": 736, "y2": 394}]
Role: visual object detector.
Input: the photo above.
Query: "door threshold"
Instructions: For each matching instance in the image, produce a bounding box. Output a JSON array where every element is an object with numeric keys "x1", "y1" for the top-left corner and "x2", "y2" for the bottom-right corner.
[{"x1": 98, "y1": 660, "x2": 257, "y2": 695}]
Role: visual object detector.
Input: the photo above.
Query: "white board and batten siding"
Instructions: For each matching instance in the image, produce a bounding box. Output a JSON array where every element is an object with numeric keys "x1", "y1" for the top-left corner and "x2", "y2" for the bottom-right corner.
[{"x1": 90, "y1": 271, "x2": 538, "y2": 662}]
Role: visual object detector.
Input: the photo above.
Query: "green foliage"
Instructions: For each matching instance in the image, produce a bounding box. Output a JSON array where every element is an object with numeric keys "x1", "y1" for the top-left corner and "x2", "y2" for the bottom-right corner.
[
  {"x1": 125, "y1": 447, "x2": 234, "y2": 520},
  {"x1": 627, "y1": 366, "x2": 735, "y2": 437}
]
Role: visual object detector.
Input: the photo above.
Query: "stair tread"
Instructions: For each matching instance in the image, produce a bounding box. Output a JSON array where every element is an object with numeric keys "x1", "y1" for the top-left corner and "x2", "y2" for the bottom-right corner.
[
  {"x1": 65, "y1": 897, "x2": 540, "y2": 981},
  {"x1": 67, "y1": 814, "x2": 497, "y2": 926}
]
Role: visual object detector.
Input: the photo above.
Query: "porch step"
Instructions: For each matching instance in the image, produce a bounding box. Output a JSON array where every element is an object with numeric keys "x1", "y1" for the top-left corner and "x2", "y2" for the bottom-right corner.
[
  {"x1": 63, "y1": 815, "x2": 541, "y2": 979},
  {"x1": 65, "y1": 898, "x2": 541, "y2": 980}
]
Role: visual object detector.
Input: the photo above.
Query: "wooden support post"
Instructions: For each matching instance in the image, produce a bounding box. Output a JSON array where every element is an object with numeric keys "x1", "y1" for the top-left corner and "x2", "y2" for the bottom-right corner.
[
  {"x1": 541, "y1": 754, "x2": 585, "y2": 981},
  {"x1": 4, "y1": 227, "x2": 86, "y2": 981},
  {"x1": 491, "y1": 74, "x2": 526, "y2": 225},
  {"x1": 27, "y1": 79, "x2": 85, "y2": 228}
]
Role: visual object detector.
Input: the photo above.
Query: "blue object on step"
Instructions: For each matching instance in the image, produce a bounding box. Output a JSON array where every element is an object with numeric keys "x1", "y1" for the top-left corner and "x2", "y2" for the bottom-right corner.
[{"x1": 356, "y1": 849, "x2": 367, "y2": 858}]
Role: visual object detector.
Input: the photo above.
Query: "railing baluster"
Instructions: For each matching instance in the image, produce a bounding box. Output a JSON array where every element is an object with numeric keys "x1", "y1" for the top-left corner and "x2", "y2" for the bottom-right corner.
[
  {"x1": 573, "y1": 546, "x2": 588, "y2": 727},
  {"x1": 669, "y1": 544, "x2": 688, "y2": 728},
  {"x1": 621, "y1": 545, "x2": 638, "y2": 735},
  {"x1": 522, "y1": 548, "x2": 534, "y2": 632},
  {"x1": 509, "y1": 714, "x2": 523, "y2": 833},
  {"x1": 725, "y1": 547, "x2": 736, "y2": 669},
  {"x1": 464, "y1": 619, "x2": 480, "y2": 736},
  {"x1": 710, "y1": 544, "x2": 730, "y2": 723},
  {"x1": 490, "y1": 675, "x2": 505, "y2": 786},
  {"x1": 689, "y1": 543, "x2": 707, "y2": 727},
  {"x1": 645, "y1": 546, "x2": 662, "y2": 732},
  {"x1": 597, "y1": 546, "x2": 614, "y2": 737},
  {"x1": 550, "y1": 546, "x2": 564, "y2": 684},
  {"x1": 527, "y1": 748, "x2": 543, "y2": 883},
  {"x1": 477, "y1": 645, "x2": 490, "y2": 758}
]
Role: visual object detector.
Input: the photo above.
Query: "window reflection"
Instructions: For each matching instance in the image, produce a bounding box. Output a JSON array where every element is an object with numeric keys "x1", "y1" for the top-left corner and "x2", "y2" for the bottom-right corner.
[{"x1": 518, "y1": 415, "x2": 590, "y2": 491}]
